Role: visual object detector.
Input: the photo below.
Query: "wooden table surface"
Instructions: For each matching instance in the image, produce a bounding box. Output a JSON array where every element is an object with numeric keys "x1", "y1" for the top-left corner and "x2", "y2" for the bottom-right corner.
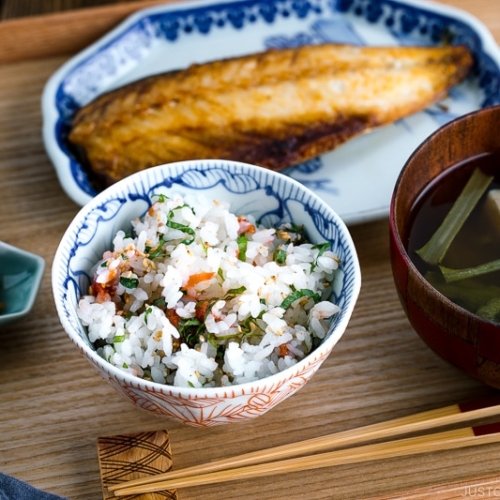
[
  {"x1": 0, "y1": 1, "x2": 144, "y2": 19},
  {"x1": 1, "y1": 1, "x2": 500, "y2": 499}
]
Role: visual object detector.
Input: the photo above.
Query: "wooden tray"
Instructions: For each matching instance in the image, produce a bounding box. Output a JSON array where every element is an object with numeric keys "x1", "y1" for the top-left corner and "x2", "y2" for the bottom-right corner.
[{"x1": 0, "y1": 1, "x2": 499, "y2": 499}]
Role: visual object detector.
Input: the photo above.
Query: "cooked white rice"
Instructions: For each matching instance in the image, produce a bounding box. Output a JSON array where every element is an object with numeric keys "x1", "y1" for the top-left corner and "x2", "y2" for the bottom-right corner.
[{"x1": 77, "y1": 192, "x2": 340, "y2": 387}]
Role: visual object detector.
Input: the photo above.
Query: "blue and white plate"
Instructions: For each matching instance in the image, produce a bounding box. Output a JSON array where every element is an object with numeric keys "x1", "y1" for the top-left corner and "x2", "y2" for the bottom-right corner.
[{"x1": 42, "y1": 0, "x2": 500, "y2": 224}]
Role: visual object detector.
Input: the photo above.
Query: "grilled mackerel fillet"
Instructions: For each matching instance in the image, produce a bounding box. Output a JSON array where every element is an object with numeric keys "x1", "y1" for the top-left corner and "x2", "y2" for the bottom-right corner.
[{"x1": 68, "y1": 44, "x2": 473, "y2": 185}]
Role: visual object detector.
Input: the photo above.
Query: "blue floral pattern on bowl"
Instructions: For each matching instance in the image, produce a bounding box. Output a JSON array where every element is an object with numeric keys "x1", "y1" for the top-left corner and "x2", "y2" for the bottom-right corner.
[
  {"x1": 52, "y1": 160, "x2": 361, "y2": 426},
  {"x1": 42, "y1": 0, "x2": 500, "y2": 225}
]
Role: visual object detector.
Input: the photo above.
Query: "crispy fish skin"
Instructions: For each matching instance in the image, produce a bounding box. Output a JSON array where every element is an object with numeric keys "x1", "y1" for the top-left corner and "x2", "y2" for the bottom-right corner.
[{"x1": 68, "y1": 44, "x2": 473, "y2": 184}]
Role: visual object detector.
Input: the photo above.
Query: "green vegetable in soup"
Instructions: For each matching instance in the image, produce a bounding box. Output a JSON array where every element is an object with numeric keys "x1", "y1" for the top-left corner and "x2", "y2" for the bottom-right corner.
[
  {"x1": 416, "y1": 167, "x2": 493, "y2": 265},
  {"x1": 439, "y1": 258, "x2": 500, "y2": 283},
  {"x1": 425, "y1": 271, "x2": 500, "y2": 313},
  {"x1": 476, "y1": 297, "x2": 500, "y2": 323},
  {"x1": 414, "y1": 165, "x2": 500, "y2": 323}
]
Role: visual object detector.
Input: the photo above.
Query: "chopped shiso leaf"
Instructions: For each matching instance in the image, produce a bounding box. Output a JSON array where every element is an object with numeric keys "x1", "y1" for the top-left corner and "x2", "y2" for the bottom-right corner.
[
  {"x1": 166, "y1": 219, "x2": 195, "y2": 245},
  {"x1": 311, "y1": 242, "x2": 331, "y2": 271},
  {"x1": 225, "y1": 286, "x2": 246, "y2": 298},
  {"x1": 312, "y1": 242, "x2": 330, "y2": 255},
  {"x1": 237, "y1": 235, "x2": 248, "y2": 261},
  {"x1": 439, "y1": 258, "x2": 500, "y2": 283},
  {"x1": 152, "y1": 297, "x2": 166, "y2": 308},
  {"x1": 152, "y1": 193, "x2": 169, "y2": 203},
  {"x1": 273, "y1": 248, "x2": 287, "y2": 264},
  {"x1": 416, "y1": 167, "x2": 493, "y2": 265},
  {"x1": 119, "y1": 276, "x2": 139, "y2": 289},
  {"x1": 280, "y1": 289, "x2": 320, "y2": 309},
  {"x1": 147, "y1": 235, "x2": 167, "y2": 259},
  {"x1": 178, "y1": 317, "x2": 204, "y2": 347}
]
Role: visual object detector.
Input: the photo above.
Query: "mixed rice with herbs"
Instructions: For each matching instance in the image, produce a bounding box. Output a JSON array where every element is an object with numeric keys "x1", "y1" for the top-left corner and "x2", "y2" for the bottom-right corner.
[{"x1": 77, "y1": 193, "x2": 341, "y2": 388}]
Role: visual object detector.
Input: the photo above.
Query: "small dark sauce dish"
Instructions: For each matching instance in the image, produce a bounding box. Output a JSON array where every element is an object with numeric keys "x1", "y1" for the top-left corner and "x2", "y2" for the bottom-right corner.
[{"x1": 390, "y1": 104, "x2": 500, "y2": 389}]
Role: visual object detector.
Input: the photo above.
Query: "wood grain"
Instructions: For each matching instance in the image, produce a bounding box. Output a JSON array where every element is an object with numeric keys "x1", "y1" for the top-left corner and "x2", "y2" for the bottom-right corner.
[
  {"x1": 0, "y1": 0, "x2": 147, "y2": 19},
  {"x1": 0, "y1": 0, "x2": 167, "y2": 63},
  {"x1": 0, "y1": 1, "x2": 499, "y2": 500},
  {"x1": 97, "y1": 430, "x2": 176, "y2": 499}
]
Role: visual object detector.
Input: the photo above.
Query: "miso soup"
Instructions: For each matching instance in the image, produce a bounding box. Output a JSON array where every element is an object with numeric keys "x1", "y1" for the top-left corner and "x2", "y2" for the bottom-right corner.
[{"x1": 407, "y1": 150, "x2": 500, "y2": 321}]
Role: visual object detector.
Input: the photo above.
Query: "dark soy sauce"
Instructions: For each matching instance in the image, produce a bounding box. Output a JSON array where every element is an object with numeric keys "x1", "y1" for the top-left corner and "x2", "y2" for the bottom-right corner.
[{"x1": 407, "y1": 150, "x2": 500, "y2": 315}]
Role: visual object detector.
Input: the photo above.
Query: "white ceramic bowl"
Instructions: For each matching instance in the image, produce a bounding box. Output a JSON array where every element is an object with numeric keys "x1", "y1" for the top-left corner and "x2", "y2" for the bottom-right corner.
[{"x1": 52, "y1": 159, "x2": 361, "y2": 427}]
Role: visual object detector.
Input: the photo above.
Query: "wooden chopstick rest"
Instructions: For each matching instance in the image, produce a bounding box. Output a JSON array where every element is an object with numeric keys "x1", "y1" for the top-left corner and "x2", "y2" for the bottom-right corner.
[{"x1": 97, "y1": 430, "x2": 177, "y2": 500}]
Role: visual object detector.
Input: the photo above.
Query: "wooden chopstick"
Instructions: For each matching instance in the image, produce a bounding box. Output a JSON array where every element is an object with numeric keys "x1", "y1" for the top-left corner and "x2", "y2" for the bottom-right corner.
[
  {"x1": 112, "y1": 421, "x2": 500, "y2": 495},
  {"x1": 108, "y1": 395, "x2": 500, "y2": 496}
]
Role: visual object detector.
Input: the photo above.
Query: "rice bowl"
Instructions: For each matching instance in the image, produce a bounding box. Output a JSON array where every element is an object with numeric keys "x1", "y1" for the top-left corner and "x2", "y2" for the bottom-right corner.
[{"x1": 52, "y1": 160, "x2": 361, "y2": 426}]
